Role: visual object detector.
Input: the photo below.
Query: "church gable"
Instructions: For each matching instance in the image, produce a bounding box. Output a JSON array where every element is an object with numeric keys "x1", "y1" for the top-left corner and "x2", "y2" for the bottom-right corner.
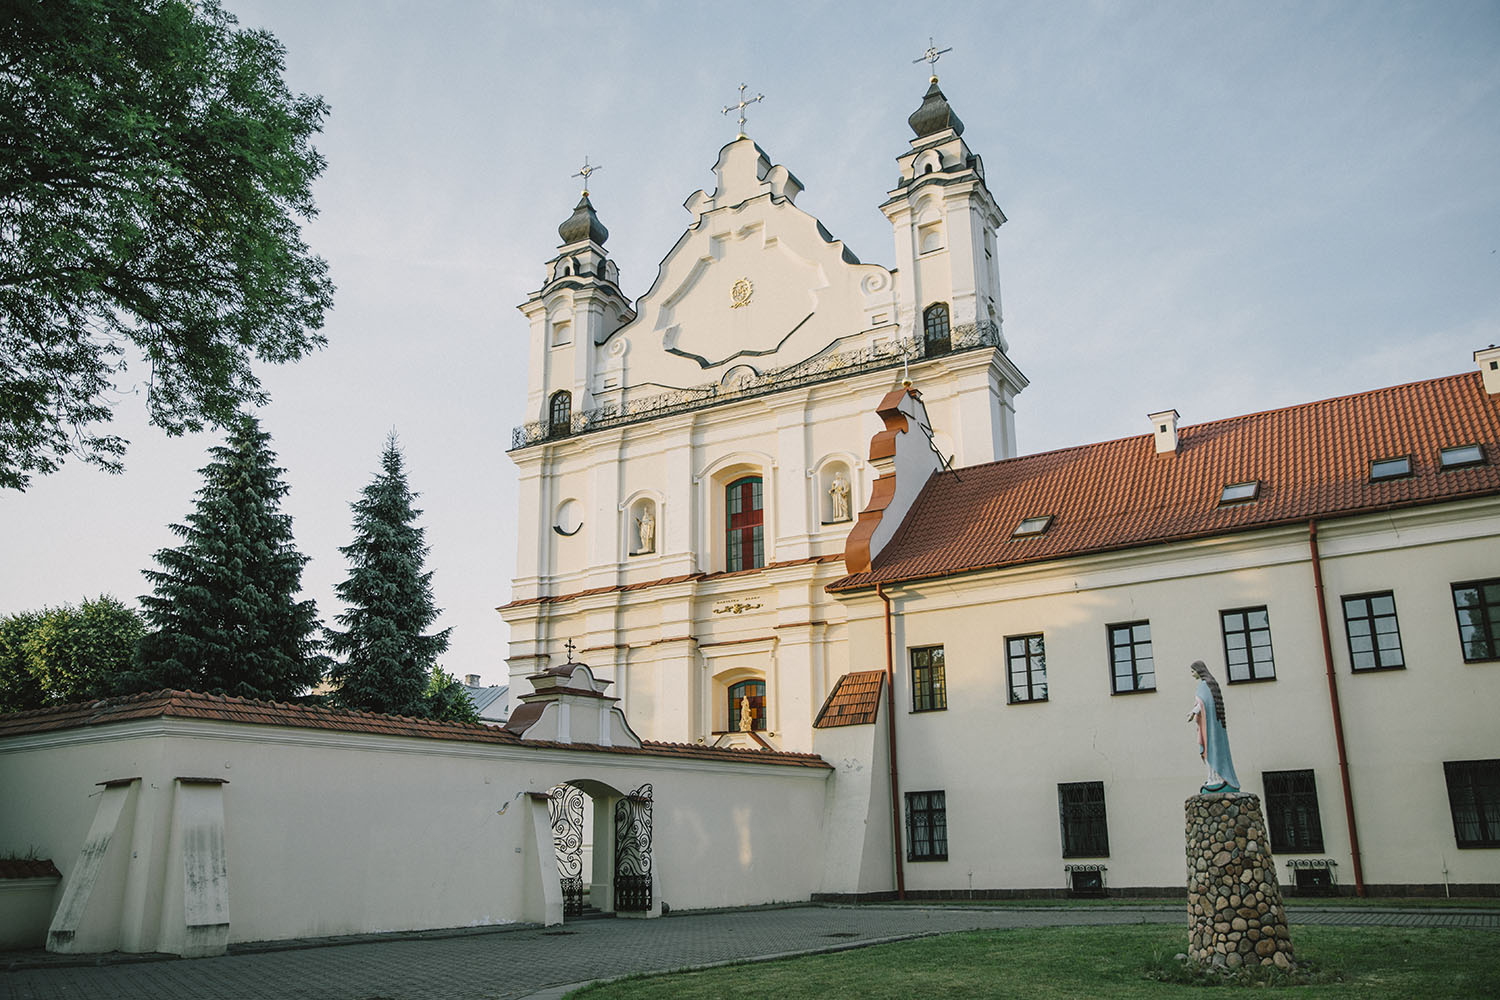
[{"x1": 604, "y1": 137, "x2": 897, "y2": 393}]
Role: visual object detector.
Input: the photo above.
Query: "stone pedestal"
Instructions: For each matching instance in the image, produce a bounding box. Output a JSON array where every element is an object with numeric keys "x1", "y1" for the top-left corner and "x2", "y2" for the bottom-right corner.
[{"x1": 1185, "y1": 792, "x2": 1295, "y2": 970}]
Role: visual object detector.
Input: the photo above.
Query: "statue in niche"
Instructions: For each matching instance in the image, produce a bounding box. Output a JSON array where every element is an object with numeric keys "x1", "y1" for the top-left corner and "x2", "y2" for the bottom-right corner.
[
  {"x1": 829, "y1": 472, "x2": 851, "y2": 522},
  {"x1": 738, "y1": 694, "x2": 754, "y2": 732},
  {"x1": 635, "y1": 504, "x2": 655, "y2": 553},
  {"x1": 1187, "y1": 660, "x2": 1240, "y2": 793}
]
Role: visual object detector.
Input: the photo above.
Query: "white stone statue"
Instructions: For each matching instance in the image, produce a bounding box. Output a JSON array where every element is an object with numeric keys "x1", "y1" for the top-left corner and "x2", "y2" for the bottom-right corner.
[
  {"x1": 738, "y1": 694, "x2": 754, "y2": 732},
  {"x1": 829, "y1": 472, "x2": 851, "y2": 522},
  {"x1": 636, "y1": 505, "x2": 655, "y2": 553}
]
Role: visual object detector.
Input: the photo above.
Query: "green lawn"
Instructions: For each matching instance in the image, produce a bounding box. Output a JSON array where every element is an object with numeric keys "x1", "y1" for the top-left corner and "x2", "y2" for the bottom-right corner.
[
  {"x1": 567, "y1": 925, "x2": 1500, "y2": 999},
  {"x1": 886, "y1": 895, "x2": 1498, "y2": 910}
]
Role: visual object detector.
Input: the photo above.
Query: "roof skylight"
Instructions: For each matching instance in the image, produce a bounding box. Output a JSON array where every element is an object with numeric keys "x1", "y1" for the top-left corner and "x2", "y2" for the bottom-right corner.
[
  {"x1": 1012, "y1": 515, "x2": 1053, "y2": 537},
  {"x1": 1219, "y1": 481, "x2": 1259, "y2": 505},
  {"x1": 1440, "y1": 444, "x2": 1485, "y2": 469},
  {"x1": 1370, "y1": 456, "x2": 1412, "y2": 481}
]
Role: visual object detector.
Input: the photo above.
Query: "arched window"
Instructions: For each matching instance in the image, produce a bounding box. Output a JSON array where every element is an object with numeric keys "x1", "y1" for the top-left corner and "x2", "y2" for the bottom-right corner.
[
  {"x1": 548, "y1": 390, "x2": 572, "y2": 438},
  {"x1": 725, "y1": 475, "x2": 764, "y2": 572},
  {"x1": 923, "y1": 302, "x2": 951, "y2": 356},
  {"x1": 728, "y1": 679, "x2": 766, "y2": 732}
]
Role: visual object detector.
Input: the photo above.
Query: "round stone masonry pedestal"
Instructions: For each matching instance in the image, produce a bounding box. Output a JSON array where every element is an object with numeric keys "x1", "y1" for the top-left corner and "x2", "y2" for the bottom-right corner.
[{"x1": 1185, "y1": 792, "x2": 1295, "y2": 970}]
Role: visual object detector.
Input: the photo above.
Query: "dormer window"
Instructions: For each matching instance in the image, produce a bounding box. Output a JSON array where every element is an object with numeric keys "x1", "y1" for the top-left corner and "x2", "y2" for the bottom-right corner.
[
  {"x1": 1219, "y1": 481, "x2": 1259, "y2": 505},
  {"x1": 1370, "y1": 456, "x2": 1412, "y2": 481},
  {"x1": 1440, "y1": 444, "x2": 1485, "y2": 469},
  {"x1": 1012, "y1": 515, "x2": 1053, "y2": 538}
]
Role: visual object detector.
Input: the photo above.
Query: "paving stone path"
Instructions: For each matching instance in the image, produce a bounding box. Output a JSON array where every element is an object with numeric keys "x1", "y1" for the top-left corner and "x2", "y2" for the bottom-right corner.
[{"x1": 3, "y1": 903, "x2": 1495, "y2": 1000}]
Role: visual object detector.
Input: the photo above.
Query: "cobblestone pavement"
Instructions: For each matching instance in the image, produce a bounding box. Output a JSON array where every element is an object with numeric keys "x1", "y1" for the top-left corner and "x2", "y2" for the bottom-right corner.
[{"x1": 3, "y1": 903, "x2": 1495, "y2": 1000}]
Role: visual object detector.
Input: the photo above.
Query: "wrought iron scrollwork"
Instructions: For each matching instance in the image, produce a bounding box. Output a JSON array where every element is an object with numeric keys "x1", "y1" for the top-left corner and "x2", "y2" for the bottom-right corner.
[
  {"x1": 614, "y1": 783, "x2": 653, "y2": 913},
  {"x1": 549, "y1": 784, "x2": 586, "y2": 919}
]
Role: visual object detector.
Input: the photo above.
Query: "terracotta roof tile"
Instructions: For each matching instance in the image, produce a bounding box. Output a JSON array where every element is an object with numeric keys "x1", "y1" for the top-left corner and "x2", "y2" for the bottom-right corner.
[
  {"x1": 0, "y1": 859, "x2": 61, "y2": 879},
  {"x1": 831, "y1": 372, "x2": 1500, "y2": 591},
  {"x1": 813, "y1": 670, "x2": 885, "y2": 728},
  {"x1": 0, "y1": 691, "x2": 829, "y2": 770}
]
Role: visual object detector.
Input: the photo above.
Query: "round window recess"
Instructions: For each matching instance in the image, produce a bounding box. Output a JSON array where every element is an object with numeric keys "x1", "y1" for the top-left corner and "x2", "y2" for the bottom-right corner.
[{"x1": 553, "y1": 499, "x2": 583, "y2": 536}]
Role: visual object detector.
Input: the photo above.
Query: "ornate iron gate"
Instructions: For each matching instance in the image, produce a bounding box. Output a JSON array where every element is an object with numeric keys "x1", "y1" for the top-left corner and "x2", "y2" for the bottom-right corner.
[
  {"x1": 613, "y1": 783, "x2": 653, "y2": 912},
  {"x1": 548, "y1": 784, "x2": 585, "y2": 919}
]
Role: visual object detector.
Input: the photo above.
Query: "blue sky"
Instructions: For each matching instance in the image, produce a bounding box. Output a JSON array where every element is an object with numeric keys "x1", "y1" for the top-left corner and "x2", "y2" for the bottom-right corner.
[{"x1": 3, "y1": 1, "x2": 1497, "y2": 684}]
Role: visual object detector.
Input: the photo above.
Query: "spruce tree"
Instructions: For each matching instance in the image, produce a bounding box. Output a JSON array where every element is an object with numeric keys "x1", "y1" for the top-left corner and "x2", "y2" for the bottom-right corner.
[
  {"x1": 129, "y1": 414, "x2": 326, "y2": 699},
  {"x1": 327, "y1": 434, "x2": 454, "y2": 719}
]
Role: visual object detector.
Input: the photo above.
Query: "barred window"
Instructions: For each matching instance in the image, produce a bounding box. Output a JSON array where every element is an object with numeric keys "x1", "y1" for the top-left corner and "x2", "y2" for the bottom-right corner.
[
  {"x1": 1443, "y1": 759, "x2": 1500, "y2": 848},
  {"x1": 1222, "y1": 606, "x2": 1276, "y2": 682},
  {"x1": 1059, "y1": 781, "x2": 1109, "y2": 858},
  {"x1": 1007, "y1": 634, "x2": 1047, "y2": 703},
  {"x1": 1452, "y1": 579, "x2": 1500, "y2": 663},
  {"x1": 1263, "y1": 770, "x2": 1325, "y2": 852},
  {"x1": 910, "y1": 645, "x2": 947, "y2": 712},
  {"x1": 1342, "y1": 592, "x2": 1404, "y2": 672},
  {"x1": 906, "y1": 790, "x2": 948, "y2": 862},
  {"x1": 1108, "y1": 621, "x2": 1155, "y2": 694}
]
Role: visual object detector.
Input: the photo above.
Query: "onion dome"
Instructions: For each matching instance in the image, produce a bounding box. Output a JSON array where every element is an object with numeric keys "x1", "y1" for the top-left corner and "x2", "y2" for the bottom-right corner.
[
  {"x1": 908, "y1": 79, "x2": 965, "y2": 139},
  {"x1": 558, "y1": 193, "x2": 608, "y2": 246}
]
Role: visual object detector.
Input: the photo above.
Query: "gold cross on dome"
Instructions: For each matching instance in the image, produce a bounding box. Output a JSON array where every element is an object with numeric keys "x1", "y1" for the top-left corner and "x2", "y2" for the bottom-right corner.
[
  {"x1": 913, "y1": 37, "x2": 953, "y2": 81},
  {"x1": 572, "y1": 157, "x2": 600, "y2": 196},
  {"x1": 722, "y1": 83, "x2": 765, "y2": 138}
]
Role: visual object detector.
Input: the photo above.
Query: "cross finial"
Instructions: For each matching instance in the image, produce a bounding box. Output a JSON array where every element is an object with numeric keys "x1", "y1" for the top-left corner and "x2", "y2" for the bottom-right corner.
[
  {"x1": 564, "y1": 638, "x2": 576, "y2": 663},
  {"x1": 572, "y1": 157, "x2": 600, "y2": 197},
  {"x1": 913, "y1": 37, "x2": 953, "y2": 82},
  {"x1": 721, "y1": 83, "x2": 764, "y2": 138}
]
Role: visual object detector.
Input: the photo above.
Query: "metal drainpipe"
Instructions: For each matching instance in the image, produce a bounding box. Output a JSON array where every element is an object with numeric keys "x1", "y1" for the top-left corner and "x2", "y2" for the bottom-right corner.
[
  {"x1": 1308, "y1": 520, "x2": 1367, "y2": 897},
  {"x1": 878, "y1": 582, "x2": 906, "y2": 900}
]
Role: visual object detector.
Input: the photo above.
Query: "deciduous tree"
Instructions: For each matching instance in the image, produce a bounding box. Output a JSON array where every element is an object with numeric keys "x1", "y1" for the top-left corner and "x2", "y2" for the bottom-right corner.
[
  {"x1": 0, "y1": 596, "x2": 143, "y2": 711},
  {"x1": 0, "y1": 0, "x2": 334, "y2": 490}
]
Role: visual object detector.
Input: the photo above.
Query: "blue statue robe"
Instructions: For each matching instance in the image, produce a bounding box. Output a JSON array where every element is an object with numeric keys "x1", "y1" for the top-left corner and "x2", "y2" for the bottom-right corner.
[{"x1": 1196, "y1": 679, "x2": 1240, "y2": 793}]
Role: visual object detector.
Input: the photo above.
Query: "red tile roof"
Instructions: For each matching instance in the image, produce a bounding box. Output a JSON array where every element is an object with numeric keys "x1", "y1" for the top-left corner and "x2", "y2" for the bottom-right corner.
[
  {"x1": 0, "y1": 859, "x2": 61, "y2": 879},
  {"x1": 0, "y1": 691, "x2": 829, "y2": 770},
  {"x1": 813, "y1": 671, "x2": 885, "y2": 728},
  {"x1": 831, "y1": 372, "x2": 1500, "y2": 592}
]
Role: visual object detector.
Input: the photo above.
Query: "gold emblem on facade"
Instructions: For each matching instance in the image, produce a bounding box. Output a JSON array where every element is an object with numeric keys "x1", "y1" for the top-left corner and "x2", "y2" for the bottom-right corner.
[{"x1": 730, "y1": 277, "x2": 753, "y2": 309}]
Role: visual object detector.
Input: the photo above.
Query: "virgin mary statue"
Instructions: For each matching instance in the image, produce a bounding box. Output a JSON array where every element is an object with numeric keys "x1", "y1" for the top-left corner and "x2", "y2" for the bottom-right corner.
[{"x1": 1187, "y1": 661, "x2": 1240, "y2": 793}]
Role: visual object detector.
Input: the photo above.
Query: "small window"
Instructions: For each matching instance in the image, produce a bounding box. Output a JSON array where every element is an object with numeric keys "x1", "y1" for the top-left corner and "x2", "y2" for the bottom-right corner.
[
  {"x1": 1059, "y1": 781, "x2": 1109, "y2": 858},
  {"x1": 1371, "y1": 456, "x2": 1412, "y2": 480},
  {"x1": 1219, "y1": 481, "x2": 1260, "y2": 505},
  {"x1": 1443, "y1": 759, "x2": 1500, "y2": 848},
  {"x1": 727, "y1": 679, "x2": 766, "y2": 732},
  {"x1": 923, "y1": 302, "x2": 951, "y2": 355},
  {"x1": 1006, "y1": 634, "x2": 1047, "y2": 704},
  {"x1": 910, "y1": 645, "x2": 947, "y2": 712},
  {"x1": 1108, "y1": 621, "x2": 1155, "y2": 694},
  {"x1": 906, "y1": 791, "x2": 948, "y2": 861},
  {"x1": 1342, "y1": 591, "x2": 1404, "y2": 671},
  {"x1": 1452, "y1": 579, "x2": 1500, "y2": 663},
  {"x1": 1222, "y1": 606, "x2": 1276, "y2": 682},
  {"x1": 1012, "y1": 515, "x2": 1053, "y2": 537},
  {"x1": 1263, "y1": 770, "x2": 1325, "y2": 852},
  {"x1": 548, "y1": 390, "x2": 572, "y2": 438},
  {"x1": 1440, "y1": 444, "x2": 1485, "y2": 469}
]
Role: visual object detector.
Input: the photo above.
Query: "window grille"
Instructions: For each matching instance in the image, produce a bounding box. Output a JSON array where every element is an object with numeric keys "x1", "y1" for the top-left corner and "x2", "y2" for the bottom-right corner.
[
  {"x1": 910, "y1": 645, "x2": 947, "y2": 712},
  {"x1": 1263, "y1": 770, "x2": 1325, "y2": 852},
  {"x1": 1342, "y1": 591, "x2": 1404, "y2": 671},
  {"x1": 1221, "y1": 606, "x2": 1276, "y2": 682},
  {"x1": 1444, "y1": 759, "x2": 1500, "y2": 848},
  {"x1": 906, "y1": 791, "x2": 948, "y2": 861},
  {"x1": 1059, "y1": 781, "x2": 1109, "y2": 857},
  {"x1": 1108, "y1": 621, "x2": 1155, "y2": 693}
]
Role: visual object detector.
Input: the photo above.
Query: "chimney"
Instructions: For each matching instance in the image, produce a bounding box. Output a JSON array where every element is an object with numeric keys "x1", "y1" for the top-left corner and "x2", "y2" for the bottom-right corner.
[
  {"x1": 1476, "y1": 346, "x2": 1500, "y2": 396},
  {"x1": 1148, "y1": 409, "x2": 1181, "y2": 455},
  {"x1": 465, "y1": 674, "x2": 481, "y2": 688}
]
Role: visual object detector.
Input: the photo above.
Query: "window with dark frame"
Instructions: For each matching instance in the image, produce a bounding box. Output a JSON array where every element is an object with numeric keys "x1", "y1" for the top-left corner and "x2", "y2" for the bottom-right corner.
[
  {"x1": 1342, "y1": 591, "x2": 1404, "y2": 672},
  {"x1": 1059, "y1": 781, "x2": 1109, "y2": 857},
  {"x1": 1443, "y1": 759, "x2": 1500, "y2": 848},
  {"x1": 923, "y1": 302, "x2": 951, "y2": 355},
  {"x1": 1007, "y1": 633, "x2": 1047, "y2": 703},
  {"x1": 725, "y1": 476, "x2": 764, "y2": 572},
  {"x1": 727, "y1": 679, "x2": 766, "y2": 732},
  {"x1": 1219, "y1": 481, "x2": 1260, "y2": 505},
  {"x1": 905, "y1": 790, "x2": 948, "y2": 861},
  {"x1": 1452, "y1": 579, "x2": 1500, "y2": 663},
  {"x1": 1440, "y1": 444, "x2": 1485, "y2": 469},
  {"x1": 910, "y1": 645, "x2": 947, "y2": 712},
  {"x1": 1108, "y1": 621, "x2": 1155, "y2": 693},
  {"x1": 1263, "y1": 770, "x2": 1325, "y2": 852},
  {"x1": 1221, "y1": 606, "x2": 1276, "y2": 682},
  {"x1": 547, "y1": 390, "x2": 572, "y2": 437},
  {"x1": 1370, "y1": 455, "x2": 1412, "y2": 480}
]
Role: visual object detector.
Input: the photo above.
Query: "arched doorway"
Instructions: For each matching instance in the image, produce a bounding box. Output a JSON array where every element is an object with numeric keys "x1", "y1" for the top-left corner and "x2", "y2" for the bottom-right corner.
[{"x1": 546, "y1": 781, "x2": 653, "y2": 920}]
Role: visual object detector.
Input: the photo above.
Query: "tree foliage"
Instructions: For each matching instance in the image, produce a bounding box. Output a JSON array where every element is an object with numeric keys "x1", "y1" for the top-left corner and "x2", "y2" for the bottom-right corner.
[
  {"x1": 0, "y1": 0, "x2": 334, "y2": 490},
  {"x1": 327, "y1": 434, "x2": 459, "y2": 720},
  {"x1": 127, "y1": 413, "x2": 326, "y2": 699},
  {"x1": 426, "y1": 666, "x2": 481, "y2": 725},
  {"x1": 0, "y1": 596, "x2": 144, "y2": 712}
]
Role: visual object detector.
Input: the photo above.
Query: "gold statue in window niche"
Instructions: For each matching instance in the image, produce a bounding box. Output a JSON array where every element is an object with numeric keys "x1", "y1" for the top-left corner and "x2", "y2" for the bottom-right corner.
[{"x1": 739, "y1": 694, "x2": 754, "y2": 731}]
